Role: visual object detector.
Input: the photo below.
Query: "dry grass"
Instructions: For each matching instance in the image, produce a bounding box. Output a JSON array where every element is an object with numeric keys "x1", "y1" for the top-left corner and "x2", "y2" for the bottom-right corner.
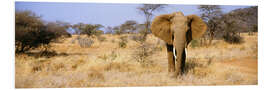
[{"x1": 15, "y1": 33, "x2": 258, "y2": 88}]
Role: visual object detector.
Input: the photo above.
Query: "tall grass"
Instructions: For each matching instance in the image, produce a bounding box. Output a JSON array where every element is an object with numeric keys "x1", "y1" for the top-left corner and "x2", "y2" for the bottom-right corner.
[{"x1": 15, "y1": 33, "x2": 258, "y2": 88}]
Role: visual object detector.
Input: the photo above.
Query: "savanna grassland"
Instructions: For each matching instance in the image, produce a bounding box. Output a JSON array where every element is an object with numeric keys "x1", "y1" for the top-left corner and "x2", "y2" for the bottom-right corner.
[{"x1": 15, "y1": 33, "x2": 257, "y2": 88}]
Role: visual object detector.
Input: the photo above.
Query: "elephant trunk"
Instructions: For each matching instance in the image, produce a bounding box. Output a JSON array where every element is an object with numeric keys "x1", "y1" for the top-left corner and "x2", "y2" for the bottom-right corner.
[{"x1": 173, "y1": 29, "x2": 187, "y2": 76}]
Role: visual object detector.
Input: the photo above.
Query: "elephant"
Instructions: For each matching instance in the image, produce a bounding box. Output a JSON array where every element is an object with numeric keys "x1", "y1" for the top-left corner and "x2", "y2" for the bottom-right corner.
[{"x1": 150, "y1": 11, "x2": 207, "y2": 77}]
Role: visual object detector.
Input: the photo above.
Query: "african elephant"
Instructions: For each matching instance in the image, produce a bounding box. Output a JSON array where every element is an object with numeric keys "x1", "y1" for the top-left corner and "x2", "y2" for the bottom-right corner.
[{"x1": 150, "y1": 11, "x2": 207, "y2": 77}]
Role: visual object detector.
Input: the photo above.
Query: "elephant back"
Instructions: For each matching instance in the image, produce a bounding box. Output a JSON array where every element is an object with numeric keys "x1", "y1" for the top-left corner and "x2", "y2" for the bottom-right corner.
[{"x1": 151, "y1": 14, "x2": 174, "y2": 45}]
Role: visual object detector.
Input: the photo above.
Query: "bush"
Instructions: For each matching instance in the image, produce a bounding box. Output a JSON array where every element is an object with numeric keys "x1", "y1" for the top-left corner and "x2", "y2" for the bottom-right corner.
[
  {"x1": 77, "y1": 37, "x2": 94, "y2": 48},
  {"x1": 15, "y1": 11, "x2": 71, "y2": 53},
  {"x1": 16, "y1": 11, "x2": 52, "y2": 53},
  {"x1": 130, "y1": 35, "x2": 145, "y2": 42},
  {"x1": 94, "y1": 30, "x2": 104, "y2": 36},
  {"x1": 118, "y1": 36, "x2": 128, "y2": 48},
  {"x1": 46, "y1": 22, "x2": 72, "y2": 39},
  {"x1": 118, "y1": 41, "x2": 127, "y2": 48},
  {"x1": 97, "y1": 36, "x2": 106, "y2": 42},
  {"x1": 111, "y1": 39, "x2": 116, "y2": 43},
  {"x1": 223, "y1": 33, "x2": 243, "y2": 44},
  {"x1": 190, "y1": 39, "x2": 200, "y2": 48},
  {"x1": 98, "y1": 50, "x2": 118, "y2": 62},
  {"x1": 15, "y1": 28, "x2": 58, "y2": 53},
  {"x1": 133, "y1": 43, "x2": 156, "y2": 67}
]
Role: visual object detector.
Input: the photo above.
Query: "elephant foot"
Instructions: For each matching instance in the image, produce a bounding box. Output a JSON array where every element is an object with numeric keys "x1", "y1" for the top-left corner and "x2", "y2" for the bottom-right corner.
[
  {"x1": 168, "y1": 68, "x2": 175, "y2": 72},
  {"x1": 169, "y1": 72, "x2": 179, "y2": 78},
  {"x1": 170, "y1": 71, "x2": 185, "y2": 78},
  {"x1": 167, "y1": 71, "x2": 175, "y2": 78}
]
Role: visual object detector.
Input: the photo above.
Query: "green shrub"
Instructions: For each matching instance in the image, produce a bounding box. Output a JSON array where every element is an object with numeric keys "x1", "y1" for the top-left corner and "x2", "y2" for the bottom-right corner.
[
  {"x1": 133, "y1": 43, "x2": 156, "y2": 67},
  {"x1": 118, "y1": 36, "x2": 128, "y2": 48},
  {"x1": 190, "y1": 39, "x2": 199, "y2": 48},
  {"x1": 130, "y1": 35, "x2": 144, "y2": 42},
  {"x1": 97, "y1": 36, "x2": 106, "y2": 42},
  {"x1": 223, "y1": 33, "x2": 243, "y2": 44},
  {"x1": 118, "y1": 41, "x2": 127, "y2": 48}
]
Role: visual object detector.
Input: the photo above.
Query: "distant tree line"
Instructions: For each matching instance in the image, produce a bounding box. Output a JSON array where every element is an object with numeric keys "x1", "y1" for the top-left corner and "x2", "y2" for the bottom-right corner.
[{"x1": 104, "y1": 20, "x2": 146, "y2": 35}]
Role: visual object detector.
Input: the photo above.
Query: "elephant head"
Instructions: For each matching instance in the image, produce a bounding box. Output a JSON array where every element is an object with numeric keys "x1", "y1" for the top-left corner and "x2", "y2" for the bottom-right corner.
[{"x1": 151, "y1": 11, "x2": 207, "y2": 77}]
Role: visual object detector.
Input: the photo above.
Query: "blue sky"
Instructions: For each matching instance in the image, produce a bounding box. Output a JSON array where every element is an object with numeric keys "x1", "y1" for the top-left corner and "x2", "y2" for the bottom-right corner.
[{"x1": 15, "y1": 2, "x2": 252, "y2": 27}]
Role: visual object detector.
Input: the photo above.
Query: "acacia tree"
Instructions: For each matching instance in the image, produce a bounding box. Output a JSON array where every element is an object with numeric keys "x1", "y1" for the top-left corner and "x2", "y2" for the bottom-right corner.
[
  {"x1": 109, "y1": 20, "x2": 138, "y2": 35},
  {"x1": 113, "y1": 26, "x2": 121, "y2": 35},
  {"x1": 120, "y1": 20, "x2": 138, "y2": 34},
  {"x1": 72, "y1": 23, "x2": 103, "y2": 36},
  {"x1": 137, "y1": 4, "x2": 167, "y2": 41},
  {"x1": 135, "y1": 24, "x2": 146, "y2": 34},
  {"x1": 105, "y1": 26, "x2": 113, "y2": 34},
  {"x1": 198, "y1": 5, "x2": 222, "y2": 45},
  {"x1": 72, "y1": 22, "x2": 84, "y2": 34},
  {"x1": 81, "y1": 24, "x2": 103, "y2": 36}
]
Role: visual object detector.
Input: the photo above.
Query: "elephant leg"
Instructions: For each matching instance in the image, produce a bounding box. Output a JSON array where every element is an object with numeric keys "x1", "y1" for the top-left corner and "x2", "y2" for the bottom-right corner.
[
  {"x1": 180, "y1": 48, "x2": 186, "y2": 75},
  {"x1": 166, "y1": 44, "x2": 175, "y2": 72}
]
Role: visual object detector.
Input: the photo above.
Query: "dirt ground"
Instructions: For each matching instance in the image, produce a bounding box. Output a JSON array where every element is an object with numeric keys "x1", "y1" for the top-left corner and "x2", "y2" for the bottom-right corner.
[{"x1": 15, "y1": 33, "x2": 258, "y2": 88}]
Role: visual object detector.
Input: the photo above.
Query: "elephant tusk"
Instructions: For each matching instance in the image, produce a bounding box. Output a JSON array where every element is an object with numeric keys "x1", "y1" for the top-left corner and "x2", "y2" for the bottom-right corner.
[
  {"x1": 185, "y1": 48, "x2": 187, "y2": 57},
  {"x1": 173, "y1": 47, "x2": 187, "y2": 61},
  {"x1": 173, "y1": 47, "x2": 177, "y2": 60}
]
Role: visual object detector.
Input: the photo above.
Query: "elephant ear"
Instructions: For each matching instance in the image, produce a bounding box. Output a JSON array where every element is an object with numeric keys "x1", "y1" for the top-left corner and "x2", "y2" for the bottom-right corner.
[
  {"x1": 187, "y1": 15, "x2": 207, "y2": 39},
  {"x1": 151, "y1": 14, "x2": 174, "y2": 44}
]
